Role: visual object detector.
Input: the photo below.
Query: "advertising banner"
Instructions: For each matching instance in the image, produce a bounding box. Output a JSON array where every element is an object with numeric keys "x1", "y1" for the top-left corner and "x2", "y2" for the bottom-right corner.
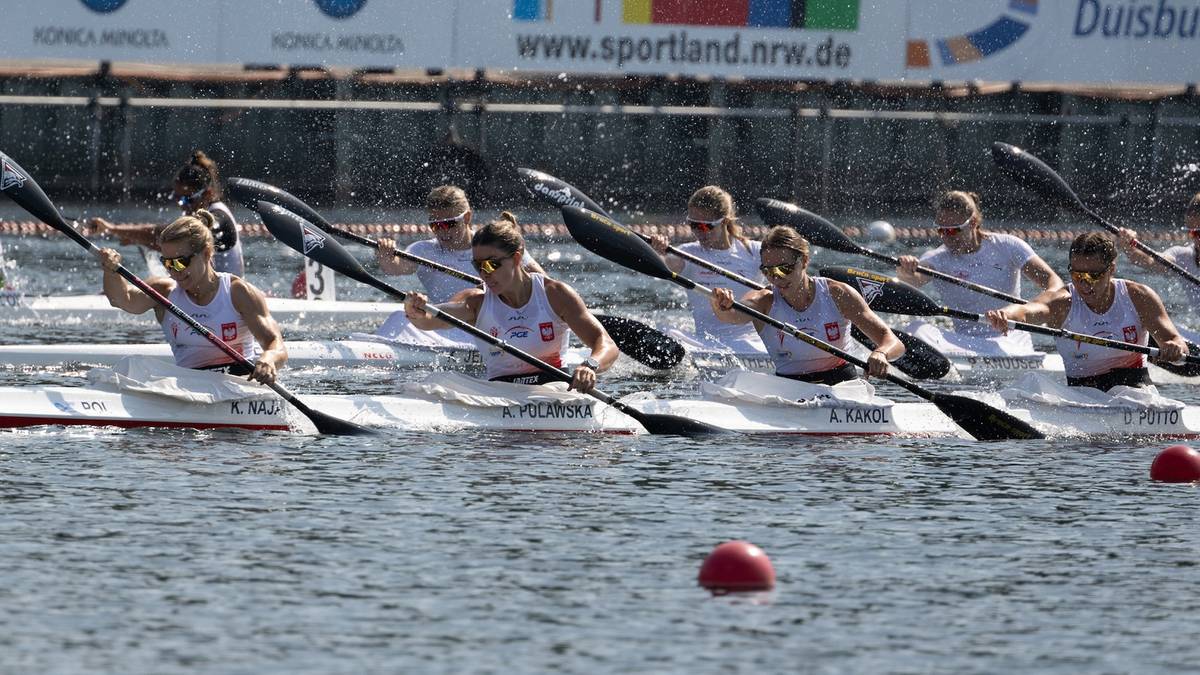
[
  {"x1": 904, "y1": 1, "x2": 1200, "y2": 85},
  {"x1": 0, "y1": 0, "x2": 222, "y2": 64},
  {"x1": 459, "y1": 0, "x2": 908, "y2": 80},
  {"x1": 227, "y1": 0, "x2": 456, "y2": 69},
  {"x1": 0, "y1": 1, "x2": 1197, "y2": 85}
]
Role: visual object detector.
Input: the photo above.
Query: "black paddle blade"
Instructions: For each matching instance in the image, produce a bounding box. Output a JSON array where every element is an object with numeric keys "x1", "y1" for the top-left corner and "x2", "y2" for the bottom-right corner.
[
  {"x1": 228, "y1": 177, "x2": 335, "y2": 230},
  {"x1": 754, "y1": 198, "x2": 866, "y2": 256},
  {"x1": 990, "y1": 143, "x2": 1084, "y2": 211},
  {"x1": 594, "y1": 314, "x2": 685, "y2": 370},
  {"x1": 257, "y1": 202, "x2": 376, "y2": 285},
  {"x1": 560, "y1": 206, "x2": 682, "y2": 284},
  {"x1": 635, "y1": 411, "x2": 729, "y2": 435},
  {"x1": 819, "y1": 266, "x2": 944, "y2": 318},
  {"x1": 0, "y1": 152, "x2": 87, "y2": 247},
  {"x1": 517, "y1": 168, "x2": 612, "y2": 219},
  {"x1": 291, "y1": 402, "x2": 377, "y2": 436},
  {"x1": 849, "y1": 324, "x2": 951, "y2": 380},
  {"x1": 930, "y1": 391, "x2": 1044, "y2": 440}
]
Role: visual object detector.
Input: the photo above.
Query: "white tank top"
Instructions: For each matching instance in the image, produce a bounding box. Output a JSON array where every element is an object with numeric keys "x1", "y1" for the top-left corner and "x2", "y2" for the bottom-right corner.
[
  {"x1": 1164, "y1": 244, "x2": 1200, "y2": 306},
  {"x1": 475, "y1": 273, "x2": 571, "y2": 380},
  {"x1": 678, "y1": 239, "x2": 767, "y2": 351},
  {"x1": 758, "y1": 277, "x2": 849, "y2": 376},
  {"x1": 207, "y1": 202, "x2": 245, "y2": 278},
  {"x1": 919, "y1": 233, "x2": 1036, "y2": 336},
  {"x1": 1056, "y1": 280, "x2": 1146, "y2": 378},
  {"x1": 161, "y1": 273, "x2": 261, "y2": 369}
]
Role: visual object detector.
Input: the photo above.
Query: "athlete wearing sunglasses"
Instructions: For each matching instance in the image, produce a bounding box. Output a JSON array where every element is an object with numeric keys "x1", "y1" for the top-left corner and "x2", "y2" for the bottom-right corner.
[
  {"x1": 986, "y1": 232, "x2": 1187, "y2": 391},
  {"x1": 1116, "y1": 192, "x2": 1200, "y2": 310},
  {"x1": 895, "y1": 191, "x2": 1062, "y2": 344},
  {"x1": 402, "y1": 218, "x2": 617, "y2": 393},
  {"x1": 709, "y1": 226, "x2": 904, "y2": 384},
  {"x1": 646, "y1": 186, "x2": 768, "y2": 354},
  {"x1": 373, "y1": 187, "x2": 548, "y2": 343},
  {"x1": 95, "y1": 210, "x2": 287, "y2": 385},
  {"x1": 87, "y1": 151, "x2": 245, "y2": 278}
]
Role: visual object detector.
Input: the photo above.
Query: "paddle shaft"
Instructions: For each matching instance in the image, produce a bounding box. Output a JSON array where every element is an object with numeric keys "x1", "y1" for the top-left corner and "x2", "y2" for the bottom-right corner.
[
  {"x1": 319, "y1": 221, "x2": 482, "y2": 284},
  {"x1": 1079, "y1": 204, "x2": 1200, "y2": 289},
  {"x1": 937, "y1": 305, "x2": 1200, "y2": 365},
  {"x1": 678, "y1": 276, "x2": 942, "y2": 402},
  {"x1": 853, "y1": 247, "x2": 1028, "y2": 305},
  {"x1": 342, "y1": 269, "x2": 664, "y2": 424}
]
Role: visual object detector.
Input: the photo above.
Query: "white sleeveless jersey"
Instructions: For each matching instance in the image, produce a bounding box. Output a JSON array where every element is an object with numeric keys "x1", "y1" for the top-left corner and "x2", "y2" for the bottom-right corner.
[
  {"x1": 1056, "y1": 280, "x2": 1146, "y2": 378},
  {"x1": 207, "y1": 202, "x2": 245, "y2": 278},
  {"x1": 919, "y1": 233, "x2": 1036, "y2": 336},
  {"x1": 678, "y1": 239, "x2": 767, "y2": 351},
  {"x1": 161, "y1": 273, "x2": 261, "y2": 369},
  {"x1": 475, "y1": 273, "x2": 570, "y2": 380},
  {"x1": 405, "y1": 239, "x2": 540, "y2": 303},
  {"x1": 758, "y1": 277, "x2": 849, "y2": 376},
  {"x1": 1163, "y1": 244, "x2": 1200, "y2": 305}
]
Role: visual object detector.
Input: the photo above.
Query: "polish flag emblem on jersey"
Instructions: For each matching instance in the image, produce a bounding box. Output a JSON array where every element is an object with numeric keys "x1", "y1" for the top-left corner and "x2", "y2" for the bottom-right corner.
[
  {"x1": 1123, "y1": 325, "x2": 1137, "y2": 342},
  {"x1": 539, "y1": 322, "x2": 555, "y2": 342},
  {"x1": 222, "y1": 322, "x2": 238, "y2": 342},
  {"x1": 824, "y1": 321, "x2": 841, "y2": 341}
]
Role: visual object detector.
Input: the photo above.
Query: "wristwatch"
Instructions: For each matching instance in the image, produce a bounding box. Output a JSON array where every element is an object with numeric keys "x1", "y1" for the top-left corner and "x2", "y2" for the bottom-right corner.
[{"x1": 581, "y1": 356, "x2": 600, "y2": 371}]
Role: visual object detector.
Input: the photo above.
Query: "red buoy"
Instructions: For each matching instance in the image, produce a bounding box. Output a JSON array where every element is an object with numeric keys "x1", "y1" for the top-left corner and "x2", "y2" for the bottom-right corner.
[
  {"x1": 698, "y1": 540, "x2": 775, "y2": 593},
  {"x1": 1150, "y1": 445, "x2": 1200, "y2": 482}
]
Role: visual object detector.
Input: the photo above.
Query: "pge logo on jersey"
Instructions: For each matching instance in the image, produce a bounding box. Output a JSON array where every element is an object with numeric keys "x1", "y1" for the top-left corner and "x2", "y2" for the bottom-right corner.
[
  {"x1": 907, "y1": 0, "x2": 1038, "y2": 68},
  {"x1": 315, "y1": 0, "x2": 368, "y2": 19},
  {"x1": 79, "y1": 0, "x2": 128, "y2": 13}
]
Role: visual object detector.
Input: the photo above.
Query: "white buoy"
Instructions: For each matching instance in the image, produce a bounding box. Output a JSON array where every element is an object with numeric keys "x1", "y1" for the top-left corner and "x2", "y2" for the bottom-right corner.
[{"x1": 866, "y1": 220, "x2": 896, "y2": 243}]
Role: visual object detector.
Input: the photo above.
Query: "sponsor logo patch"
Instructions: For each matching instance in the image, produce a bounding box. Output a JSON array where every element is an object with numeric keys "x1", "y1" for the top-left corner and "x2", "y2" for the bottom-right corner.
[
  {"x1": 856, "y1": 278, "x2": 884, "y2": 304},
  {"x1": 0, "y1": 160, "x2": 26, "y2": 191},
  {"x1": 301, "y1": 225, "x2": 326, "y2": 255}
]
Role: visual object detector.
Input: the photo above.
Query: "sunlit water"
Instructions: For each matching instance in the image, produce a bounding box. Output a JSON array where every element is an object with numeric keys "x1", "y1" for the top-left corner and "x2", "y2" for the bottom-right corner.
[{"x1": 2, "y1": 225, "x2": 1200, "y2": 674}]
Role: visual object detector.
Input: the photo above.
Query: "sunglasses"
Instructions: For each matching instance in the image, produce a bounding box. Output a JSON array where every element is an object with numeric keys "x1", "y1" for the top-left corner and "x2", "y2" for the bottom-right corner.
[
  {"x1": 1069, "y1": 266, "x2": 1111, "y2": 285},
  {"x1": 936, "y1": 215, "x2": 972, "y2": 237},
  {"x1": 687, "y1": 216, "x2": 724, "y2": 233},
  {"x1": 759, "y1": 262, "x2": 798, "y2": 280},
  {"x1": 472, "y1": 253, "x2": 512, "y2": 274},
  {"x1": 428, "y1": 209, "x2": 468, "y2": 231},
  {"x1": 175, "y1": 186, "x2": 206, "y2": 208},
  {"x1": 160, "y1": 252, "x2": 196, "y2": 273}
]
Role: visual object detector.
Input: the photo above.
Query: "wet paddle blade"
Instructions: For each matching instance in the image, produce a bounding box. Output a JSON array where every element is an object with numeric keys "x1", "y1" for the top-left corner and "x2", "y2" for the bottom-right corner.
[
  {"x1": 517, "y1": 168, "x2": 611, "y2": 219},
  {"x1": 229, "y1": 178, "x2": 335, "y2": 230},
  {"x1": 633, "y1": 411, "x2": 730, "y2": 435},
  {"x1": 560, "y1": 206, "x2": 678, "y2": 282},
  {"x1": 257, "y1": 201, "x2": 377, "y2": 286},
  {"x1": 595, "y1": 314, "x2": 685, "y2": 370},
  {"x1": 819, "y1": 266, "x2": 945, "y2": 317},
  {"x1": 849, "y1": 324, "x2": 951, "y2": 380},
  {"x1": 990, "y1": 143, "x2": 1085, "y2": 211},
  {"x1": 754, "y1": 198, "x2": 868, "y2": 257},
  {"x1": 0, "y1": 151, "x2": 84, "y2": 246},
  {"x1": 930, "y1": 391, "x2": 1044, "y2": 440}
]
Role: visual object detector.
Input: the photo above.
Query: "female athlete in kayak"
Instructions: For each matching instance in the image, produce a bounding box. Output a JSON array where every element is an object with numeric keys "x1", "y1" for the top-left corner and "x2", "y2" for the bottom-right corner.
[
  {"x1": 373, "y1": 185, "x2": 544, "y2": 340},
  {"x1": 1117, "y1": 193, "x2": 1200, "y2": 305},
  {"x1": 709, "y1": 226, "x2": 904, "y2": 385},
  {"x1": 986, "y1": 232, "x2": 1187, "y2": 391},
  {"x1": 95, "y1": 210, "x2": 286, "y2": 385},
  {"x1": 401, "y1": 217, "x2": 616, "y2": 392},
  {"x1": 89, "y1": 150, "x2": 244, "y2": 277},
  {"x1": 896, "y1": 190, "x2": 1062, "y2": 355},
  {"x1": 648, "y1": 186, "x2": 767, "y2": 354}
]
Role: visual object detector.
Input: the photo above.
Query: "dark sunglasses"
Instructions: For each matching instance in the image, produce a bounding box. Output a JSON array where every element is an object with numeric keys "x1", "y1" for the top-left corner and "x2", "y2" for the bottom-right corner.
[
  {"x1": 472, "y1": 253, "x2": 512, "y2": 274},
  {"x1": 1069, "y1": 266, "x2": 1111, "y2": 285},
  {"x1": 428, "y1": 209, "x2": 468, "y2": 231},
  {"x1": 160, "y1": 252, "x2": 196, "y2": 273},
  {"x1": 936, "y1": 215, "x2": 972, "y2": 237},
  {"x1": 687, "y1": 216, "x2": 724, "y2": 233},
  {"x1": 175, "y1": 186, "x2": 206, "y2": 208},
  {"x1": 759, "y1": 262, "x2": 798, "y2": 280}
]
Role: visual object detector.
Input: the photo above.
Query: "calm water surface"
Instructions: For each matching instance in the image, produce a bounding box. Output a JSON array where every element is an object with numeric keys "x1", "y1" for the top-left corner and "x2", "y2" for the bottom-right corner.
[{"x1": 2, "y1": 225, "x2": 1199, "y2": 674}]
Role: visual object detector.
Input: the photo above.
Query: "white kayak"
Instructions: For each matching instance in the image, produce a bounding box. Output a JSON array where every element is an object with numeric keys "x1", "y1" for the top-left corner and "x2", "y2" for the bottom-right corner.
[
  {"x1": 0, "y1": 360, "x2": 967, "y2": 436},
  {"x1": 2, "y1": 360, "x2": 1197, "y2": 438},
  {"x1": 0, "y1": 290, "x2": 403, "y2": 325}
]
